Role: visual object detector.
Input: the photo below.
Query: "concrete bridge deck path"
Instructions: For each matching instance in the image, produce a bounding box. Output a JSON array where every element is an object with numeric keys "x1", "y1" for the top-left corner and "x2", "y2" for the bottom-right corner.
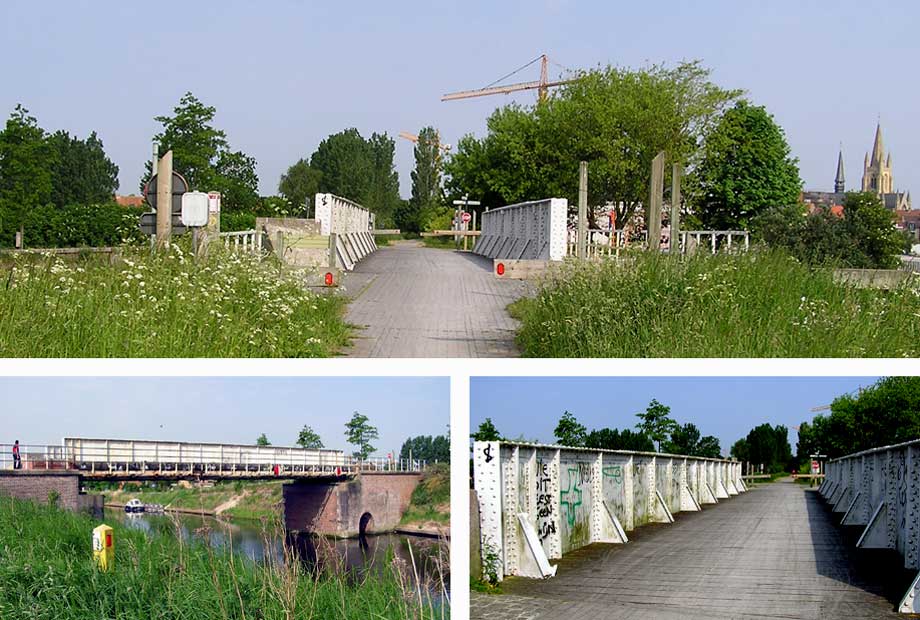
[
  {"x1": 472, "y1": 479, "x2": 906, "y2": 620},
  {"x1": 341, "y1": 241, "x2": 529, "y2": 357}
]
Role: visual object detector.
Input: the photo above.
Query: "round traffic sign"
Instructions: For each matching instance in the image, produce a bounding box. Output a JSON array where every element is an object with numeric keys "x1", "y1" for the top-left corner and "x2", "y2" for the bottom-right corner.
[
  {"x1": 461, "y1": 211, "x2": 472, "y2": 223},
  {"x1": 143, "y1": 171, "x2": 190, "y2": 213}
]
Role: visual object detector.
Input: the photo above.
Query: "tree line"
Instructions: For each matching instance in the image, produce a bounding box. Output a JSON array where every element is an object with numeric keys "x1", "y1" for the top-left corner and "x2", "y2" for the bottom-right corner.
[
  {"x1": 471, "y1": 398, "x2": 722, "y2": 458},
  {"x1": 254, "y1": 411, "x2": 449, "y2": 462}
]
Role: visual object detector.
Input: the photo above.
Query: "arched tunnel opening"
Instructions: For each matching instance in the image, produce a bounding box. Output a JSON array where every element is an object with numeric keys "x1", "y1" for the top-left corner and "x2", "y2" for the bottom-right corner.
[{"x1": 359, "y1": 512, "x2": 374, "y2": 550}]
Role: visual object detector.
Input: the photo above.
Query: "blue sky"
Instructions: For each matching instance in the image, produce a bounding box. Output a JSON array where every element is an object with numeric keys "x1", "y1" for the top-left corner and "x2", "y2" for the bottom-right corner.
[
  {"x1": 470, "y1": 377, "x2": 881, "y2": 455},
  {"x1": 1, "y1": 1, "x2": 916, "y2": 200},
  {"x1": 0, "y1": 377, "x2": 449, "y2": 456}
]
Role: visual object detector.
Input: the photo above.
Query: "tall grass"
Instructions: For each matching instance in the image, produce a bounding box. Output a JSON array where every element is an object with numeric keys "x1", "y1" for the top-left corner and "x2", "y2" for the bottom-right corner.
[
  {"x1": 511, "y1": 250, "x2": 920, "y2": 357},
  {"x1": 0, "y1": 243, "x2": 349, "y2": 357},
  {"x1": 0, "y1": 497, "x2": 448, "y2": 620}
]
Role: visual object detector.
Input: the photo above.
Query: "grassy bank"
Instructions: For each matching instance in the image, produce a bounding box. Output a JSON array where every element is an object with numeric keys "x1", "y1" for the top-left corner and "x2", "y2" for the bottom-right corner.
[
  {"x1": 103, "y1": 480, "x2": 284, "y2": 520},
  {"x1": 400, "y1": 463, "x2": 450, "y2": 530},
  {"x1": 510, "y1": 250, "x2": 920, "y2": 357},
  {"x1": 0, "y1": 244, "x2": 349, "y2": 357},
  {"x1": 0, "y1": 497, "x2": 447, "y2": 619}
]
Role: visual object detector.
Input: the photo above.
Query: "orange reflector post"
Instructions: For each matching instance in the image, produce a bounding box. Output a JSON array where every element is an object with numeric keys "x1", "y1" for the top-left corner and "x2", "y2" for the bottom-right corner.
[
  {"x1": 496, "y1": 263, "x2": 505, "y2": 276},
  {"x1": 324, "y1": 272, "x2": 334, "y2": 286}
]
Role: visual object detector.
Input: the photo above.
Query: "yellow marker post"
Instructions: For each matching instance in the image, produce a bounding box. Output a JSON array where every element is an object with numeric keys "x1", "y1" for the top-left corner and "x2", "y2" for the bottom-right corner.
[{"x1": 92, "y1": 524, "x2": 114, "y2": 572}]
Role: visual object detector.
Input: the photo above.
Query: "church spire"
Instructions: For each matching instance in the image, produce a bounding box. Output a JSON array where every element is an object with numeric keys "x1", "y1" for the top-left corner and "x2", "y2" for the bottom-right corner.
[
  {"x1": 871, "y1": 122, "x2": 884, "y2": 165},
  {"x1": 834, "y1": 148, "x2": 845, "y2": 193}
]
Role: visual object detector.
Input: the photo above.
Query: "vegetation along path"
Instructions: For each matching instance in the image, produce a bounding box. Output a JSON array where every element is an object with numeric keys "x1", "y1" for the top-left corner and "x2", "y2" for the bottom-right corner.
[
  {"x1": 341, "y1": 241, "x2": 528, "y2": 357},
  {"x1": 473, "y1": 480, "x2": 906, "y2": 620}
]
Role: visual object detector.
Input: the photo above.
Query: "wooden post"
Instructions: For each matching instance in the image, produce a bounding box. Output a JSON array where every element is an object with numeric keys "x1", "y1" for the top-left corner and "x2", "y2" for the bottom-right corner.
[
  {"x1": 578, "y1": 161, "x2": 588, "y2": 259},
  {"x1": 327, "y1": 232, "x2": 336, "y2": 268},
  {"x1": 648, "y1": 152, "x2": 665, "y2": 251},
  {"x1": 155, "y1": 150, "x2": 173, "y2": 250},
  {"x1": 670, "y1": 163, "x2": 682, "y2": 254}
]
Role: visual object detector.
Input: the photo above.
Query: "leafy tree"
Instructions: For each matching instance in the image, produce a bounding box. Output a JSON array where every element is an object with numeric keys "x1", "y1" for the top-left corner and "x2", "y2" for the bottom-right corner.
[
  {"x1": 471, "y1": 418, "x2": 502, "y2": 442},
  {"x1": 146, "y1": 92, "x2": 259, "y2": 212},
  {"x1": 635, "y1": 399, "x2": 678, "y2": 452},
  {"x1": 754, "y1": 192, "x2": 902, "y2": 269},
  {"x1": 0, "y1": 105, "x2": 55, "y2": 239},
  {"x1": 365, "y1": 132, "x2": 401, "y2": 226},
  {"x1": 585, "y1": 428, "x2": 654, "y2": 452},
  {"x1": 554, "y1": 410, "x2": 587, "y2": 447},
  {"x1": 692, "y1": 100, "x2": 801, "y2": 229},
  {"x1": 734, "y1": 423, "x2": 791, "y2": 473},
  {"x1": 296, "y1": 425, "x2": 324, "y2": 450},
  {"x1": 255, "y1": 433, "x2": 271, "y2": 446},
  {"x1": 663, "y1": 422, "x2": 722, "y2": 457},
  {"x1": 400, "y1": 435, "x2": 450, "y2": 463},
  {"x1": 730, "y1": 438, "x2": 749, "y2": 462},
  {"x1": 48, "y1": 130, "x2": 118, "y2": 207},
  {"x1": 696, "y1": 435, "x2": 722, "y2": 458},
  {"x1": 344, "y1": 411, "x2": 378, "y2": 459},
  {"x1": 279, "y1": 158, "x2": 323, "y2": 214},
  {"x1": 446, "y1": 61, "x2": 740, "y2": 226},
  {"x1": 398, "y1": 126, "x2": 443, "y2": 233}
]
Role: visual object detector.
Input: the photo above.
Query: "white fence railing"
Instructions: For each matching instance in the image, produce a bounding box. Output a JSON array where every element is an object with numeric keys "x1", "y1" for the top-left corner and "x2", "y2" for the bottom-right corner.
[
  {"x1": 474, "y1": 441, "x2": 744, "y2": 580},
  {"x1": 0, "y1": 439, "x2": 426, "y2": 477},
  {"x1": 474, "y1": 198, "x2": 568, "y2": 261},
  {"x1": 565, "y1": 229, "x2": 749, "y2": 259},
  {"x1": 313, "y1": 193, "x2": 378, "y2": 270},
  {"x1": 820, "y1": 439, "x2": 920, "y2": 613},
  {"x1": 219, "y1": 229, "x2": 264, "y2": 254}
]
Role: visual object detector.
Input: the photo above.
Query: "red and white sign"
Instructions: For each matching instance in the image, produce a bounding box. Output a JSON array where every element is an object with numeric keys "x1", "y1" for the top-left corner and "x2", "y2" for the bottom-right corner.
[
  {"x1": 811, "y1": 460, "x2": 820, "y2": 474},
  {"x1": 208, "y1": 192, "x2": 221, "y2": 214},
  {"x1": 461, "y1": 211, "x2": 472, "y2": 224}
]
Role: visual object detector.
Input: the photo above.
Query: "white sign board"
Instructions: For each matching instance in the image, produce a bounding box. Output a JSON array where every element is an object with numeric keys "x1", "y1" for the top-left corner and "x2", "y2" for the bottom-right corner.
[
  {"x1": 181, "y1": 191, "x2": 209, "y2": 227},
  {"x1": 208, "y1": 191, "x2": 221, "y2": 214}
]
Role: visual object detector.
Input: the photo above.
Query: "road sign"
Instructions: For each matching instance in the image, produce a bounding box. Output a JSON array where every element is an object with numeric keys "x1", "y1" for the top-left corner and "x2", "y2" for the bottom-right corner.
[
  {"x1": 811, "y1": 460, "x2": 820, "y2": 474},
  {"x1": 461, "y1": 211, "x2": 472, "y2": 224},
  {"x1": 181, "y1": 191, "x2": 209, "y2": 227},
  {"x1": 143, "y1": 171, "x2": 189, "y2": 213},
  {"x1": 138, "y1": 211, "x2": 188, "y2": 236}
]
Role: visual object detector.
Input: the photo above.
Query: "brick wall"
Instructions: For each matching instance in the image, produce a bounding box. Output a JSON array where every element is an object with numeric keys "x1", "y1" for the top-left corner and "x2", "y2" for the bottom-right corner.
[{"x1": 0, "y1": 472, "x2": 82, "y2": 510}]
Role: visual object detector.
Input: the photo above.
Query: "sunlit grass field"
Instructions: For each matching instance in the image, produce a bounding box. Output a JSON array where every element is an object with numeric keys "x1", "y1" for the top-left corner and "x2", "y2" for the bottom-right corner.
[
  {"x1": 511, "y1": 250, "x2": 920, "y2": 357},
  {"x1": 0, "y1": 244, "x2": 350, "y2": 357},
  {"x1": 0, "y1": 497, "x2": 448, "y2": 620}
]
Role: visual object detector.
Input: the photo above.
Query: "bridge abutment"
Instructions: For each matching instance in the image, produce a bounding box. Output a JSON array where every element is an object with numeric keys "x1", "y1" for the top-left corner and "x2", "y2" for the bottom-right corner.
[{"x1": 0, "y1": 471, "x2": 102, "y2": 517}]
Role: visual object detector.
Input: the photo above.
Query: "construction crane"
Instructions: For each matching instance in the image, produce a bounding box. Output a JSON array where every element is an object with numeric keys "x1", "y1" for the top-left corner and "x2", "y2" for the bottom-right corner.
[
  {"x1": 441, "y1": 54, "x2": 579, "y2": 103},
  {"x1": 398, "y1": 131, "x2": 451, "y2": 154}
]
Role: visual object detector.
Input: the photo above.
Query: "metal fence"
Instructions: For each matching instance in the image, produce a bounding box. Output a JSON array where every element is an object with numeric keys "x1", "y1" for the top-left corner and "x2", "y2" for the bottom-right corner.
[
  {"x1": 219, "y1": 229, "x2": 264, "y2": 254},
  {"x1": 474, "y1": 441, "x2": 744, "y2": 579},
  {"x1": 1, "y1": 440, "x2": 425, "y2": 478},
  {"x1": 820, "y1": 438, "x2": 920, "y2": 613},
  {"x1": 313, "y1": 193, "x2": 378, "y2": 270},
  {"x1": 474, "y1": 198, "x2": 568, "y2": 261}
]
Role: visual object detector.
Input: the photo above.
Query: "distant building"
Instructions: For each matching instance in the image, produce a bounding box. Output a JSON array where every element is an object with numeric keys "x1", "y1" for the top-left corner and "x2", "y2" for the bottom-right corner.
[
  {"x1": 115, "y1": 195, "x2": 145, "y2": 207},
  {"x1": 803, "y1": 122, "x2": 911, "y2": 212}
]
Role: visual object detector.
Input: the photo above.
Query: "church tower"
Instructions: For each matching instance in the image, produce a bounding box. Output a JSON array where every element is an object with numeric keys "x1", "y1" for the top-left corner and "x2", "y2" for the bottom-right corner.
[
  {"x1": 834, "y1": 149, "x2": 845, "y2": 193},
  {"x1": 861, "y1": 122, "x2": 893, "y2": 194}
]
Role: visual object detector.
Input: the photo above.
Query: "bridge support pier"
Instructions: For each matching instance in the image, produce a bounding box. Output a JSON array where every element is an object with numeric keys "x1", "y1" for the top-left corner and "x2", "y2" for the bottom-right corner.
[{"x1": 0, "y1": 471, "x2": 102, "y2": 517}]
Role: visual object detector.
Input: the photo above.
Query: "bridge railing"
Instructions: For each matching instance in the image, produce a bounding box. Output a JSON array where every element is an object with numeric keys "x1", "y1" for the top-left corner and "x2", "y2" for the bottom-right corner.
[
  {"x1": 0, "y1": 442, "x2": 426, "y2": 477},
  {"x1": 473, "y1": 441, "x2": 744, "y2": 580},
  {"x1": 819, "y1": 438, "x2": 920, "y2": 613},
  {"x1": 219, "y1": 229, "x2": 265, "y2": 254},
  {"x1": 473, "y1": 198, "x2": 568, "y2": 262},
  {"x1": 313, "y1": 193, "x2": 378, "y2": 270}
]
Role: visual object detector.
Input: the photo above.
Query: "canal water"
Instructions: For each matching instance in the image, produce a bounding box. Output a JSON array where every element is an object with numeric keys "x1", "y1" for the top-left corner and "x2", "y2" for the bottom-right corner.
[{"x1": 107, "y1": 509, "x2": 448, "y2": 593}]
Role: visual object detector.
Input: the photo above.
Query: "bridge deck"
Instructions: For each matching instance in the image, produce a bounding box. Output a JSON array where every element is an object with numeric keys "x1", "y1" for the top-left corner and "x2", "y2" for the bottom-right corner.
[
  {"x1": 341, "y1": 241, "x2": 529, "y2": 357},
  {"x1": 474, "y1": 480, "x2": 906, "y2": 620}
]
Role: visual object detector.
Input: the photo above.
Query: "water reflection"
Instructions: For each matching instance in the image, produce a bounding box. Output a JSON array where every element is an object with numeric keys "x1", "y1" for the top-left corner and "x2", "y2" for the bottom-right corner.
[{"x1": 108, "y1": 510, "x2": 448, "y2": 591}]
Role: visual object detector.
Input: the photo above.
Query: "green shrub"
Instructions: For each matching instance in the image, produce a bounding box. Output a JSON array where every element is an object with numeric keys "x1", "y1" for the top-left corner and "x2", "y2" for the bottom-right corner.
[
  {"x1": 0, "y1": 202, "x2": 145, "y2": 248},
  {"x1": 220, "y1": 211, "x2": 257, "y2": 231}
]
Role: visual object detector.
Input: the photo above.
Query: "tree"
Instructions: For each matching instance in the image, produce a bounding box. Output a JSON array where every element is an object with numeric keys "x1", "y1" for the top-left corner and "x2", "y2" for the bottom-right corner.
[
  {"x1": 635, "y1": 399, "x2": 678, "y2": 452},
  {"x1": 693, "y1": 100, "x2": 801, "y2": 229},
  {"x1": 554, "y1": 410, "x2": 587, "y2": 447},
  {"x1": 663, "y1": 422, "x2": 722, "y2": 457},
  {"x1": 279, "y1": 158, "x2": 323, "y2": 214},
  {"x1": 585, "y1": 427, "x2": 655, "y2": 452},
  {"x1": 471, "y1": 418, "x2": 502, "y2": 442},
  {"x1": 296, "y1": 425, "x2": 324, "y2": 449},
  {"x1": 696, "y1": 435, "x2": 722, "y2": 458},
  {"x1": 446, "y1": 61, "x2": 740, "y2": 226},
  {"x1": 365, "y1": 132, "x2": 401, "y2": 227},
  {"x1": 399, "y1": 126, "x2": 443, "y2": 233},
  {"x1": 344, "y1": 411, "x2": 378, "y2": 459},
  {"x1": 730, "y1": 438, "x2": 749, "y2": 462},
  {"x1": 146, "y1": 92, "x2": 259, "y2": 211},
  {"x1": 734, "y1": 423, "x2": 791, "y2": 473},
  {"x1": 255, "y1": 433, "x2": 271, "y2": 446},
  {"x1": 400, "y1": 435, "x2": 450, "y2": 463},
  {"x1": 0, "y1": 105, "x2": 55, "y2": 238},
  {"x1": 47, "y1": 130, "x2": 118, "y2": 207}
]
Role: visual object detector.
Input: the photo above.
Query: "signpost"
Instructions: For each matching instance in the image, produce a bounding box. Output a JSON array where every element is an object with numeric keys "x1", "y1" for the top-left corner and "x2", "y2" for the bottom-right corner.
[
  {"x1": 139, "y1": 169, "x2": 192, "y2": 240},
  {"x1": 181, "y1": 191, "x2": 210, "y2": 256},
  {"x1": 453, "y1": 196, "x2": 480, "y2": 250}
]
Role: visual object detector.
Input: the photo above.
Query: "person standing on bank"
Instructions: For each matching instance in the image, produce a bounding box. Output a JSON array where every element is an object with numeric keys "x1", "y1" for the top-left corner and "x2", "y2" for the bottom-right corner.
[{"x1": 12, "y1": 441, "x2": 21, "y2": 470}]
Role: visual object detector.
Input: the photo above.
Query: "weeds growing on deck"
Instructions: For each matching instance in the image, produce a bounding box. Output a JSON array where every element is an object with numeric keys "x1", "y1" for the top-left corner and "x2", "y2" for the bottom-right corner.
[
  {"x1": 510, "y1": 250, "x2": 920, "y2": 357},
  {"x1": 0, "y1": 243, "x2": 349, "y2": 357},
  {"x1": 0, "y1": 497, "x2": 449, "y2": 620}
]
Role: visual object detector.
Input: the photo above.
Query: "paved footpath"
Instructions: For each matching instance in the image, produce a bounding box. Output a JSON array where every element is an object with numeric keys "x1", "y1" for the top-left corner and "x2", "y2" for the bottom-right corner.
[
  {"x1": 340, "y1": 241, "x2": 529, "y2": 357},
  {"x1": 473, "y1": 480, "x2": 906, "y2": 620}
]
